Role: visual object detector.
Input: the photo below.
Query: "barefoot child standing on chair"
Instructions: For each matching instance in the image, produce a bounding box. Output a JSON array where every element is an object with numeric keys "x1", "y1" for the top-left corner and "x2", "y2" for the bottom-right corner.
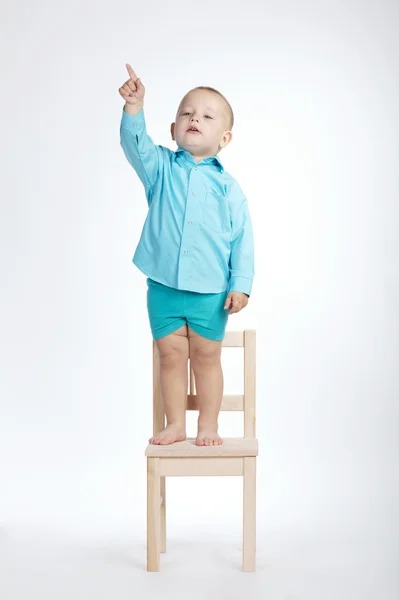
[{"x1": 118, "y1": 64, "x2": 254, "y2": 447}]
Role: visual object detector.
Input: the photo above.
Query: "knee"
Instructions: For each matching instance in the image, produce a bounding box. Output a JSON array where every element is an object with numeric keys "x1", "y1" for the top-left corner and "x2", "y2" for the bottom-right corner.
[
  {"x1": 156, "y1": 337, "x2": 189, "y2": 368},
  {"x1": 190, "y1": 344, "x2": 221, "y2": 369}
]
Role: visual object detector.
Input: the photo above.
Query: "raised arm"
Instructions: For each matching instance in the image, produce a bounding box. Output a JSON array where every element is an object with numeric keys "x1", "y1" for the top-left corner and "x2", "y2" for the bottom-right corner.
[
  {"x1": 119, "y1": 64, "x2": 145, "y2": 116},
  {"x1": 119, "y1": 64, "x2": 162, "y2": 195}
]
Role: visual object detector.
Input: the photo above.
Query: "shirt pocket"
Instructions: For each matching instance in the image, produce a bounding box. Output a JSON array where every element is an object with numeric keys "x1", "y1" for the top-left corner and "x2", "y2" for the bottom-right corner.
[{"x1": 203, "y1": 192, "x2": 230, "y2": 233}]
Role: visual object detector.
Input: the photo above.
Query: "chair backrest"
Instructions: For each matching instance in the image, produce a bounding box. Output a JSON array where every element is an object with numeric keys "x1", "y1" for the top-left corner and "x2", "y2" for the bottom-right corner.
[{"x1": 152, "y1": 329, "x2": 256, "y2": 438}]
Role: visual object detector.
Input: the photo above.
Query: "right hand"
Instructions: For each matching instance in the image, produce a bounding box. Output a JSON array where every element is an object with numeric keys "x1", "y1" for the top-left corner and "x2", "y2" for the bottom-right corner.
[{"x1": 118, "y1": 64, "x2": 145, "y2": 106}]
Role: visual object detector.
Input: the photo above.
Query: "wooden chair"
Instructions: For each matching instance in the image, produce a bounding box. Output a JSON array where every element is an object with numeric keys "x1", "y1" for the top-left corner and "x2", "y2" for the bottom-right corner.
[{"x1": 145, "y1": 329, "x2": 258, "y2": 571}]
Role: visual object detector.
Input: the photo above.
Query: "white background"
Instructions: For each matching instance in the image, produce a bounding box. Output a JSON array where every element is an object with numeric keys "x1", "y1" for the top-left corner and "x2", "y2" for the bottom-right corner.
[{"x1": 1, "y1": 0, "x2": 398, "y2": 597}]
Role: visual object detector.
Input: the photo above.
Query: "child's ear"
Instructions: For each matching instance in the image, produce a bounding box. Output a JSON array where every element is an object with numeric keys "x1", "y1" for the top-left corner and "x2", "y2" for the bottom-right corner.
[
  {"x1": 170, "y1": 122, "x2": 175, "y2": 141},
  {"x1": 220, "y1": 130, "x2": 232, "y2": 149}
]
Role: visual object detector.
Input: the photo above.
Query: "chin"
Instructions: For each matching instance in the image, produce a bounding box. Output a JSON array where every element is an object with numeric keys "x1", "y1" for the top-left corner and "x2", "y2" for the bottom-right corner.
[{"x1": 179, "y1": 140, "x2": 203, "y2": 151}]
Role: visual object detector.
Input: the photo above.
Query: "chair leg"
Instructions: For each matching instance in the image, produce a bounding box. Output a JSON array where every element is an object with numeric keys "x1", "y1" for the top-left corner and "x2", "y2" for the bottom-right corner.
[
  {"x1": 160, "y1": 476, "x2": 166, "y2": 553},
  {"x1": 243, "y1": 457, "x2": 256, "y2": 571},
  {"x1": 147, "y1": 458, "x2": 161, "y2": 571}
]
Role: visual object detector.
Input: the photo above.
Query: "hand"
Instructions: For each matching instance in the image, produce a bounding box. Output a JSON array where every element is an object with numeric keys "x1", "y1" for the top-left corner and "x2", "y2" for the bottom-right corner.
[
  {"x1": 118, "y1": 64, "x2": 146, "y2": 107},
  {"x1": 224, "y1": 292, "x2": 249, "y2": 315}
]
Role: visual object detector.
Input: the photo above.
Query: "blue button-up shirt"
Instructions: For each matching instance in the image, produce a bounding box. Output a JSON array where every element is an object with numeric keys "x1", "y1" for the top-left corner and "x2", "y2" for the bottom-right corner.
[{"x1": 120, "y1": 108, "x2": 254, "y2": 295}]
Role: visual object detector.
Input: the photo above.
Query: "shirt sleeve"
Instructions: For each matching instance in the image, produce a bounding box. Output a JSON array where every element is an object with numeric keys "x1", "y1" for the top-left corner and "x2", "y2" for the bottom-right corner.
[
  {"x1": 120, "y1": 108, "x2": 163, "y2": 199},
  {"x1": 228, "y1": 199, "x2": 255, "y2": 296}
]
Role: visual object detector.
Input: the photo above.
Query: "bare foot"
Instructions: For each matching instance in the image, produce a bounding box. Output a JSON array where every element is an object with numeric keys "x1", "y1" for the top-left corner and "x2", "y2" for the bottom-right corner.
[
  {"x1": 149, "y1": 424, "x2": 186, "y2": 445},
  {"x1": 196, "y1": 426, "x2": 223, "y2": 447}
]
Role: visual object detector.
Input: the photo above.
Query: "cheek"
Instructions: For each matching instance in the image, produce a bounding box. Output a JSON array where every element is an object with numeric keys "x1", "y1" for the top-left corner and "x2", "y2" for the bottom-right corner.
[
  {"x1": 209, "y1": 124, "x2": 220, "y2": 137},
  {"x1": 175, "y1": 122, "x2": 186, "y2": 136}
]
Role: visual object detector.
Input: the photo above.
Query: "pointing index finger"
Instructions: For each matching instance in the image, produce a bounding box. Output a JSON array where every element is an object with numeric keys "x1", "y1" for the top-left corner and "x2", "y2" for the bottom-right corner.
[{"x1": 126, "y1": 63, "x2": 138, "y2": 81}]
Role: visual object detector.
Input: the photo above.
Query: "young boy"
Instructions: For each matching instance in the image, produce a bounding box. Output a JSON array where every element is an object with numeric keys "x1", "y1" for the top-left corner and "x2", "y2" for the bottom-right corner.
[{"x1": 119, "y1": 64, "x2": 254, "y2": 447}]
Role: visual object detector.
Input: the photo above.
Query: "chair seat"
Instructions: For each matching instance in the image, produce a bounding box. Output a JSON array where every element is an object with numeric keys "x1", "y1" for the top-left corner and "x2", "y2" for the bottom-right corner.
[{"x1": 145, "y1": 437, "x2": 258, "y2": 458}]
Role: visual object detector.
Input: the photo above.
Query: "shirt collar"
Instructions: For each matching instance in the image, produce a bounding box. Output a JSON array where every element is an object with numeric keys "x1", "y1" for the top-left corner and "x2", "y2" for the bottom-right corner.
[{"x1": 175, "y1": 147, "x2": 224, "y2": 173}]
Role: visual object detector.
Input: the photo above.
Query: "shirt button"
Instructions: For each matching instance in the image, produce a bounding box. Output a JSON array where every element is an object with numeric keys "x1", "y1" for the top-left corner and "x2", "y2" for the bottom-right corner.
[
  {"x1": 188, "y1": 220, "x2": 192, "y2": 224},
  {"x1": 192, "y1": 192, "x2": 196, "y2": 196},
  {"x1": 184, "y1": 249, "x2": 188, "y2": 254}
]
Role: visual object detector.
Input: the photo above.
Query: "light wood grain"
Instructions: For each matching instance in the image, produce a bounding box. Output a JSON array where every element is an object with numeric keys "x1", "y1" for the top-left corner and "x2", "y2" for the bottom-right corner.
[
  {"x1": 223, "y1": 331, "x2": 244, "y2": 347},
  {"x1": 146, "y1": 329, "x2": 258, "y2": 571},
  {"x1": 147, "y1": 457, "x2": 160, "y2": 571},
  {"x1": 145, "y1": 437, "x2": 258, "y2": 458},
  {"x1": 160, "y1": 457, "x2": 243, "y2": 477},
  {"x1": 244, "y1": 330, "x2": 256, "y2": 438},
  {"x1": 189, "y1": 362, "x2": 195, "y2": 395},
  {"x1": 243, "y1": 457, "x2": 256, "y2": 571},
  {"x1": 160, "y1": 476, "x2": 166, "y2": 553}
]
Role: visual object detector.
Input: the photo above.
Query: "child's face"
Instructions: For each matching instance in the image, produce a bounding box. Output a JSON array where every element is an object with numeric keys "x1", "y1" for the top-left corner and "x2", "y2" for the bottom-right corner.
[{"x1": 171, "y1": 89, "x2": 232, "y2": 158}]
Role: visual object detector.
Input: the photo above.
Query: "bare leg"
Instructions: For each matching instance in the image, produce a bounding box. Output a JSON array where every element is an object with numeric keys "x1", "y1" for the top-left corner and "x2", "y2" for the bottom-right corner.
[
  {"x1": 188, "y1": 327, "x2": 224, "y2": 446},
  {"x1": 149, "y1": 325, "x2": 189, "y2": 445}
]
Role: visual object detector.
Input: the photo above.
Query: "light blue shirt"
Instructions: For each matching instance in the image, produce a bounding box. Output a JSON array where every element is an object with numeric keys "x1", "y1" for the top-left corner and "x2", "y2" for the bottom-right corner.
[{"x1": 120, "y1": 108, "x2": 255, "y2": 295}]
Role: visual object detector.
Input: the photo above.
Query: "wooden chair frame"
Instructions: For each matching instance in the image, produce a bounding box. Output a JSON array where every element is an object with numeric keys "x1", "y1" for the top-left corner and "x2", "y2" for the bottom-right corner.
[{"x1": 145, "y1": 329, "x2": 257, "y2": 571}]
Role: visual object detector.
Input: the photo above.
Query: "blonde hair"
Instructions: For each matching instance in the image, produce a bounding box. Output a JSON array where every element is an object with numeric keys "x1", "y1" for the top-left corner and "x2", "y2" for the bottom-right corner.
[{"x1": 178, "y1": 86, "x2": 234, "y2": 130}]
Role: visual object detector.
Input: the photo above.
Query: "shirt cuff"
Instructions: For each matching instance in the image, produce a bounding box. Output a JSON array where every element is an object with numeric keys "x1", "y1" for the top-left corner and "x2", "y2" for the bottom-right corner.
[
  {"x1": 121, "y1": 107, "x2": 145, "y2": 132},
  {"x1": 228, "y1": 276, "x2": 253, "y2": 296}
]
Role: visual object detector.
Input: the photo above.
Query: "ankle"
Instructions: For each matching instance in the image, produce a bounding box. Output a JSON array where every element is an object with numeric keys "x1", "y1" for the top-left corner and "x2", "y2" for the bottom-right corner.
[
  {"x1": 197, "y1": 420, "x2": 218, "y2": 430},
  {"x1": 166, "y1": 421, "x2": 186, "y2": 429}
]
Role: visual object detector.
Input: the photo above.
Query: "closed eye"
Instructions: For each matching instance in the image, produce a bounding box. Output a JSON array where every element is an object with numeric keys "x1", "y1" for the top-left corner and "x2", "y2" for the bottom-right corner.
[{"x1": 182, "y1": 112, "x2": 213, "y2": 119}]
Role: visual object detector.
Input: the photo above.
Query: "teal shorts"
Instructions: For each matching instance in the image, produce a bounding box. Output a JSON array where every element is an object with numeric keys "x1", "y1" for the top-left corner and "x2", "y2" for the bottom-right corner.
[{"x1": 146, "y1": 278, "x2": 229, "y2": 341}]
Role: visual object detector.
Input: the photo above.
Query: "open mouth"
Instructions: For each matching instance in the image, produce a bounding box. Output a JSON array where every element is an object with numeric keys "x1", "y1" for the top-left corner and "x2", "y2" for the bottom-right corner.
[{"x1": 186, "y1": 127, "x2": 201, "y2": 134}]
